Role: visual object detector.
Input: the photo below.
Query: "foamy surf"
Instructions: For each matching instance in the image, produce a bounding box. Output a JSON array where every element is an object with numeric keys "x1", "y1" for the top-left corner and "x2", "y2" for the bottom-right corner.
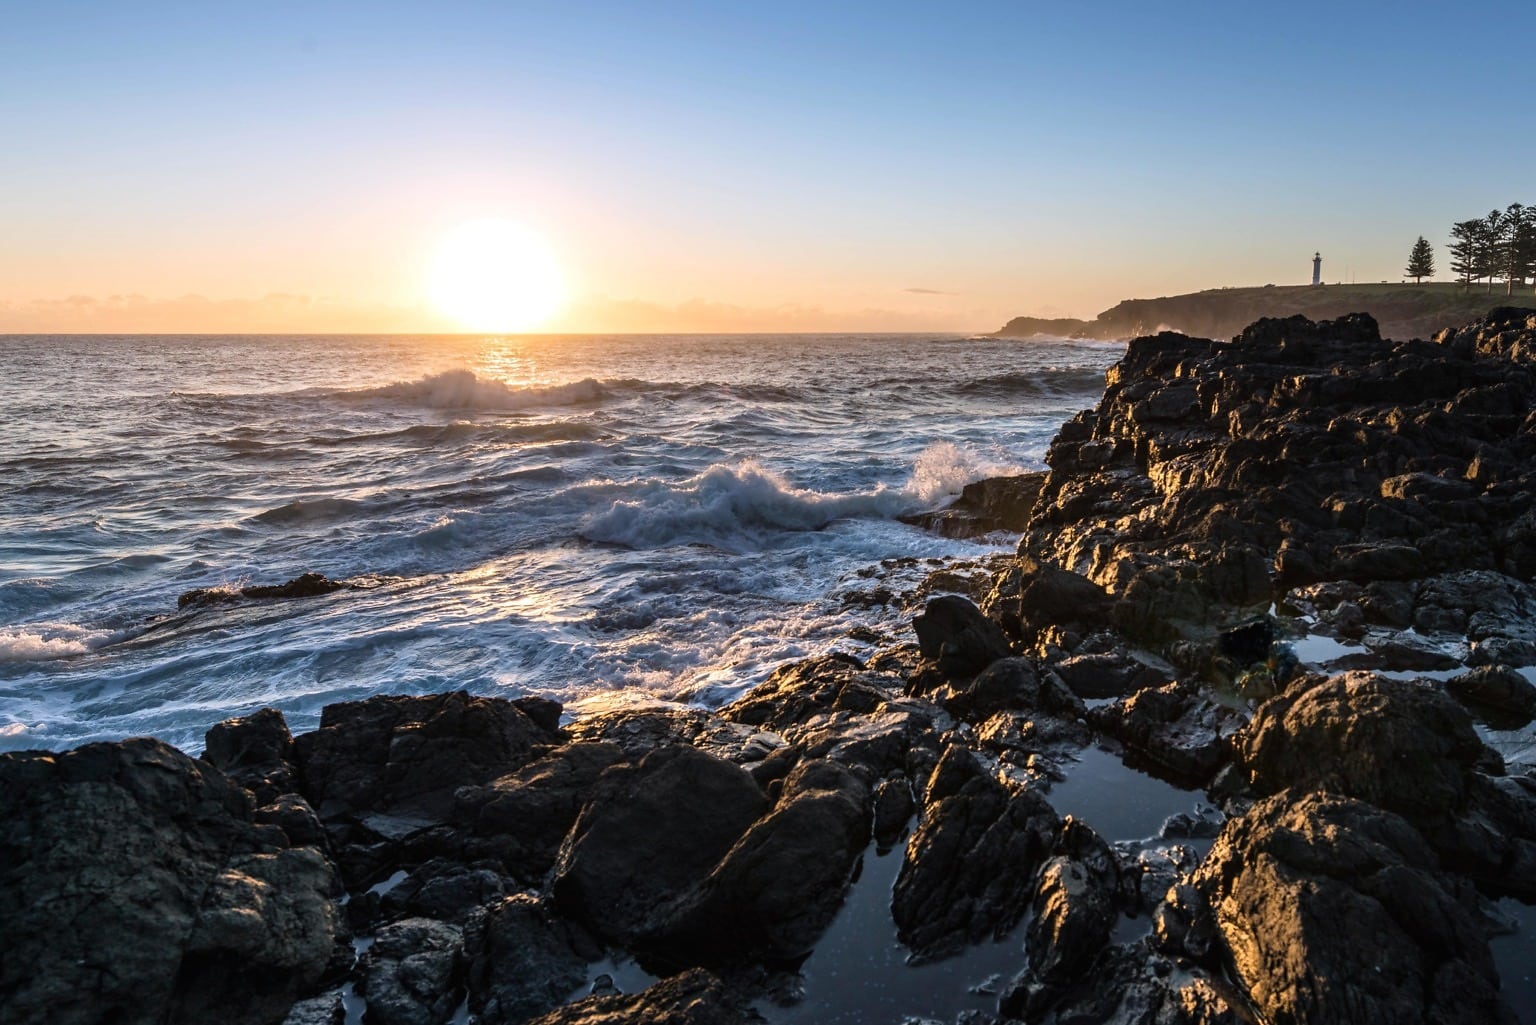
[
  {"x1": 339, "y1": 369, "x2": 610, "y2": 410},
  {"x1": 580, "y1": 442, "x2": 1025, "y2": 551},
  {"x1": 0, "y1": 621, "x2": 121, "y2": 663},
  {"x1": 1, "y1": 331, "x2": 1119, "y2": 752}
]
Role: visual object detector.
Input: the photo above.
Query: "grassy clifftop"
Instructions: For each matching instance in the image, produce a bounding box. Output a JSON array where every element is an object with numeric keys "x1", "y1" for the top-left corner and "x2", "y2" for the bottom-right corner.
[{"x1": 997, "y1": 283, "x2": 1536, "y2": 342}]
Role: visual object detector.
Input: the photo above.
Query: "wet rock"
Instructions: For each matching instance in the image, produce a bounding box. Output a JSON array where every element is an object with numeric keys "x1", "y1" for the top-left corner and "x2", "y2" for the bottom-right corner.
[
  {"x1": 522, "y1": 969, "x2": 758, "y2": 1025},
  {"x1": 643, "y1": 758, "x2": 870, "y2": 966},
  {"x1": 1237, "y1": 672, "x2": 1485, "y2": 828},
  {"x1": 179, "y1": 571, "x2": 350, "y2": 609},
  {"x1": 0, "y1": 738, "x2": 343, "y2": 1025},
  {"x1": 202, "y1": 706, "x2": 301, "y2": 804},
  {"x1": 1088, "y1": 679, "x2": 1244, "y2": 787},
  {"x1": 892, "y1": 745, "x2": 1059, "y2": 961},
  {"x1": 1049, "y1": 649, "x2": 1166, "y2": 700},
  {"x1": 1217, "y1": 617, "x2": 1273, "y2": 667},
  {"x1": 1010, "y1": 819, "x2": 1122, "y2": 1016},
  {"x1": 464, "y1": 894, "x2": 600, "y2": 1025},
  {"x1": 294, "y1": 691, "x2": 559, "y2": 832},
  {"x1": 552, "y1": 745, "x2": 767, "y2": 945},
  {"x1": 872, "y1": 776, "x2": 915, "y2": 849},
  {"x1": 452, "y1": 742, "x2": 627, "y2": 882},
  {"x1": 359, "y1": 917, "x2": 465, "y2": 1025},
  {"x1": 567, "y1": 705, "x2": 757, "y2": 763},
  {"x1": 900, "y1": 472, "x2": 1047, "y2": 539},
  {"x1": 1446, "y1": 664, "x2": 1536, "y2": 726},
  {"x1": 912, "y1": 595, "x2": 1013, "y2": 678},
  {"x1": 282, "y1": 994, "x2": 345, "y2": 1025},
  {"x1": 1001, "y1": 940, "x2": 1242, "y2": 1025},
  {"x1": 1194, "y1": 791, "x2": 1516, "y2": 1025},
  {"x1": 378, "y1": 858, "x2": 511, "y2": 924},
  {"x1": 982, "y1": 557, "x2": 1116, "y2": 644},
  {"x1": 724, "y1": 653, "x2": 897, "y2": 730}
]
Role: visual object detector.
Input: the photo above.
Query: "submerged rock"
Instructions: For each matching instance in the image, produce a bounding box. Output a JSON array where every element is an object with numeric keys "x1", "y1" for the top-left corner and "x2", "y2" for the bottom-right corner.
[{"x1": 178, "y1": 571, "x2": 351, "y2": 609}]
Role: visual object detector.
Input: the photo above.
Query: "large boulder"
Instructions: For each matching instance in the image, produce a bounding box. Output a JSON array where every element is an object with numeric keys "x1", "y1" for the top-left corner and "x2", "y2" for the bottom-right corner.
[
  {"x1": 912, "y1": 595, "x2": 1013, "y2": 678},
  {"x1": 1237, "y1": 672, "x2": 1485, "y2": 828},
  {"x1": 1194, "y1": 791, "x2": 1517, "y2": 1025},
  {"x1": 642, "y1": 758, "x2": 870, "y2": 966},
  {"x1": 551, "y1": 745, "x2": 767, "y2": 945},
  {"x1": 452, "y1": 742, "x2": 628, "y2": 882},
  {"x1": 463, "y1": 894, "x2": 599, "y2": 1025},
  {"x1": 358, "y1": 917, "x2": 465, "y2": 1025},
  {"x1": 0, "y1": 738, "x2": 343, "y2": 1025},
  {"x1": 293, "y1": 691, "x2": 560, "y2": 827},
  {"x1": 891, "y1": 745, "x2": 1059, "y2": 961}
]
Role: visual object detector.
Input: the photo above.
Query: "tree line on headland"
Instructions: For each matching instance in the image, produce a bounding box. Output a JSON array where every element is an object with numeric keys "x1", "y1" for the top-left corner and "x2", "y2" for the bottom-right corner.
[{"x1": 1411, "y1": 203, "x2": 1536, "y2": 293}]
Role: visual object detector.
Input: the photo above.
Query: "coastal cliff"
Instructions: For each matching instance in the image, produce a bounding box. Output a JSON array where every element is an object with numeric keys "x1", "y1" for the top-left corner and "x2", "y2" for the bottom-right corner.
[
  {"x1": 5, "y1": 309, "x2": 1536, "y2": 1025},
  {"x1": 997, "y1": 282, "x2": 1535, "y2": 343}
]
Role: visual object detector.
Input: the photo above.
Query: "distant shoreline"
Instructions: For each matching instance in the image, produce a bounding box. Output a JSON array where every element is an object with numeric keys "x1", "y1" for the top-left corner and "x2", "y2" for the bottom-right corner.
[{"x1": 996, "y1": 282, "x2": 1536, "y2": 342}]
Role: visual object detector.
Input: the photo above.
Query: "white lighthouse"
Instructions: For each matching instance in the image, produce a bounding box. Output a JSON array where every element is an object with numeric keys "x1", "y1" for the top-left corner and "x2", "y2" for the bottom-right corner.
[{"x1": 1312, "y1": 252, "x2": 1322, "y2": 286}]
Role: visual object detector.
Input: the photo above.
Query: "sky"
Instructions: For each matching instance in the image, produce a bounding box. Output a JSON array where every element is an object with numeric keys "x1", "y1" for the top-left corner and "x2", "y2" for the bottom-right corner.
[{"x1": 2, "y1": 1, "x2": 1531, "y2": 334}]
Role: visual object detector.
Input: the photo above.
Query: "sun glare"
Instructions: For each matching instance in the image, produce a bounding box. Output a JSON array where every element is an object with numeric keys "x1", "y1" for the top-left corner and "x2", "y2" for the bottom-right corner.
[{"x1": 428, "y1": 220, "x2": 568, "y2": 332}]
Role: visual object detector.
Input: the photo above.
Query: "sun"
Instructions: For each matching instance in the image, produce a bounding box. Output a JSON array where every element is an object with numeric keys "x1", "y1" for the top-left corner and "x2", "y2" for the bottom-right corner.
[{"x1": 428, "y1": 220, "x2": 568, "y2": 332}]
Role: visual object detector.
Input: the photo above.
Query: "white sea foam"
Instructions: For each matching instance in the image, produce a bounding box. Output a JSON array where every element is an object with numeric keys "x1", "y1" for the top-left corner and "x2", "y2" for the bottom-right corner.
[
  {"x1": 581, "y1": 443, "x2": 1022, "y2": 551},
  {"x1": 0, "y1": 621, "x2": 118, "y2": 662},
  {"x1": 340, "y1": 369, "x2": 608, "y2": 410}
]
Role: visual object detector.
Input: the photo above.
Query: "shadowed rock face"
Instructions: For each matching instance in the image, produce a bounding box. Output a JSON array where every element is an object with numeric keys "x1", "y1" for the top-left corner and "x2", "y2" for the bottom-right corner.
[{"x1": 0, "y1": 738, "x2": 343, "y2": 1025}]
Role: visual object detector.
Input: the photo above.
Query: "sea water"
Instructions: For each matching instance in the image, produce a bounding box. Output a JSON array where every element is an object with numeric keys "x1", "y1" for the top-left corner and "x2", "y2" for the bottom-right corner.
[{"x1": 0, "y1": 332, "x2": 1119, "y2": 752}]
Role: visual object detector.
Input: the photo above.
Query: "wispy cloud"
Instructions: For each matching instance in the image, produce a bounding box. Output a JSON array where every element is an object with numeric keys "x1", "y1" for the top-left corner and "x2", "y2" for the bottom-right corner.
[{"x1": 903, "y1": 287, "x2": 957, "y2": 296}]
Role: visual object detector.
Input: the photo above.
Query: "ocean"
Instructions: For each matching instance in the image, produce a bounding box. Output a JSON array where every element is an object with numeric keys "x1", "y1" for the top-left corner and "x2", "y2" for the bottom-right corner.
[{"x1": 0, "y1": 332, "x2": 1120, "y2": 753}]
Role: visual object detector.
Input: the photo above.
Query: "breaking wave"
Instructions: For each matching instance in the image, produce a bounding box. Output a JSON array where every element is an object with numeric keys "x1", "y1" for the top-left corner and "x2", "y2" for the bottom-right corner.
[
  {"x1": 0, "y1": 621, "x2": 120, "y2": 663},
  {"x1": 339, "y1": 370, "x2": 611, "y2": 410},
  {"x1": 581, "y1": 442, "x2": 1021, "y2": 551}
]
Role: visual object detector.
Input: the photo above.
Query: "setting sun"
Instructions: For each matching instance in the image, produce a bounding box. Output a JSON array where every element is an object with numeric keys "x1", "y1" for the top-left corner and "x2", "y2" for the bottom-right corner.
[{"x1": 427, "y1": 220, "x2": 567, "y2": 332}]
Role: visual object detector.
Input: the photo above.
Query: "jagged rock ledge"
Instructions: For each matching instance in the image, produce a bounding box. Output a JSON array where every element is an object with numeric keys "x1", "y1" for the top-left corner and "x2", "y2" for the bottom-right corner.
[{"x1": 4, "y1": 308, "x2": 1536, "y2": 1025}]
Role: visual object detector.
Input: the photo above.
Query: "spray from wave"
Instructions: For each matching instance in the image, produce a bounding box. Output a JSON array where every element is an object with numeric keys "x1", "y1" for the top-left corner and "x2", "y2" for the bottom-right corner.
[
  {"x1": 581, "y1": 442, "x2": 1023, "y2": 551},
  {"x1": 0, "y1": 622, "x2": 120, "y2": 663},
  {"x1": 339, "y1": 369, "x2": 610, "y2": 411}
]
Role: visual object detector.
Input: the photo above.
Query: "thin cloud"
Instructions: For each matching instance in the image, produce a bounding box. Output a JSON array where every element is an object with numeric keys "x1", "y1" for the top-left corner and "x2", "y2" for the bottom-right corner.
[{"x1": 904, "y1": 287, "x2": 957, "y2": 295}]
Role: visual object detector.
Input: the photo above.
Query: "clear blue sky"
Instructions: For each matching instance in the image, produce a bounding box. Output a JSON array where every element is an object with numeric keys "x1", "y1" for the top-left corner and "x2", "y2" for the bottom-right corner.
[{"x1": 2, "y1": 1, "x2": 1530, "y2": 331}]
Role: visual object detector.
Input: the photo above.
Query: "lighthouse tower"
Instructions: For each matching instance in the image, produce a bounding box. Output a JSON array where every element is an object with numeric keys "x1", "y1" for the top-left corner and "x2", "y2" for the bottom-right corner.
[{"x1": 1312, "y1": 252, "x2": 1322, "y2": 286}]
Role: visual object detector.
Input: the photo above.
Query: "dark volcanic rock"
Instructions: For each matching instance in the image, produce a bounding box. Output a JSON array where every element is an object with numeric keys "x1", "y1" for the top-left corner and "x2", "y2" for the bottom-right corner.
[
  {"x1": 1048, "y1": 649, "x2": 1167, "y2": 699},
  {"x1": 643, "y1": 758, "x2": 870, "y2": 967},
  {"x1": 1012, "y1": 311, "x2": 1536, "y2": 649},
  {"x1": 523, "y1": 969, "x2": 757, "y2": 1025},
  {"x1": 179, "y1": 571, "x2": 350, "y2": 609},
  {"x1": 551, "y1": 745, "x2": 768, "y2": 945},
  {"x1": 1089, "y1": 679, "x2": 1244, "y2": 786},
  {"x1": 1194, "y1": 791, "x2": 1516, "y2": 1025},
  {"x1": 359, "y1": 917, "x2": 465, "y2": 1025},
  {"x1": 463, "y1": 894, "x2": 599, "y2": 1025},
  {"x1": 0, "y1": 738, "x2": 343, "y2": 1025},
  {"x1": 202, "y1": 706, "x2": 300, "y2": 803},
  {"x1": 912, "y1": 594, "x2": 1013, "y2": 678},
  {"x1": 900, "y1": 472, "x2": 1046, "y2": 538},
  {"x1": 891, "y1": 745, "x2": 1059, "y2": 961},
  {"x1": 294, "y1": 691, "x2": 559, "y2": 828},
  {"x1": 1237, "y1": 672, "x2": 1484, "y2": 828},
  {"x1": 452, "y1": 741, "x2": 627, "y2": 883},
  {"x1": 1447, "y1": 664, "x2": 1536, "y2": 725}
]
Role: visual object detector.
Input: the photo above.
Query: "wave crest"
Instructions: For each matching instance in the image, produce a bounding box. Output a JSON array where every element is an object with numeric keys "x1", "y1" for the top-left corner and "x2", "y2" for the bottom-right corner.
[
  {"x1": 0, "y1": 621, "x2": 119, "y2": 663},
  {"x1": 340, "y1": 369, "x2": 609, "y2": 410},
  {"x1": 581, "y1": 442, "x2": 1022, "y2": 551}
]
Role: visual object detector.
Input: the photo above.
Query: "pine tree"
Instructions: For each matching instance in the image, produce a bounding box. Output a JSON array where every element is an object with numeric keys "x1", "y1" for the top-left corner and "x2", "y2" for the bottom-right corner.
[
  {"x1": 1406, "y1": 236, "x2": 1435, "y2": 283},
  {"x1": 1449, "y1": 220, "x2": 1480, "y2": 287},
  {"x1": 1501, "y1": 203, "x2": 1535, "y2": 295},
  {"x1": 1480, "y1": 209, "x2": 1505, "y2": 292}
]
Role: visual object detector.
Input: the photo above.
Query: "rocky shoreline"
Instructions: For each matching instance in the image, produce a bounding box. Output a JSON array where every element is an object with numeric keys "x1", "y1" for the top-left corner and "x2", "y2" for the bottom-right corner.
[{"x1": 5, "y1": 308, "x2": 1536, "y2": 1024}]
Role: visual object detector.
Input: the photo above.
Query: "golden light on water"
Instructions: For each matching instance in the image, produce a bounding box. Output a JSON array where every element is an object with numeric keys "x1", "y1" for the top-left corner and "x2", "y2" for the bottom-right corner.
[{"x1": 428, "y1": 220, "x2": 568, "y2": 332}]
